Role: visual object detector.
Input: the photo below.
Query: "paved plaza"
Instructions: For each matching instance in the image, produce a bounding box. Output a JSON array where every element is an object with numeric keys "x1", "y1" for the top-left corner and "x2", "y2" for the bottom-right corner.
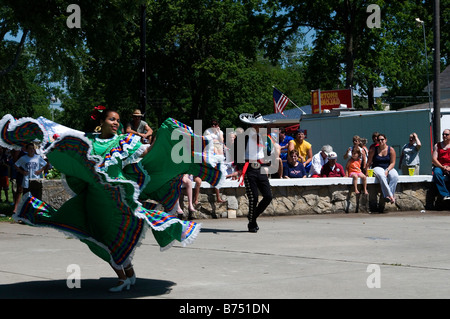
[{"x1": 1, "y1": 211, "x2": 450, "y2": 300}]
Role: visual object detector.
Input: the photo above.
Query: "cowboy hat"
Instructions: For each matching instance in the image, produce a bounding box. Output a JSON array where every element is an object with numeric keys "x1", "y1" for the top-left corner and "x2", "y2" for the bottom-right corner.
[
  {"x1": 239, "y1": 112, "x2": 272, "y2": 125},
  {"x1": 132, "y1": 109, "x2": 144, "y2": 117}
]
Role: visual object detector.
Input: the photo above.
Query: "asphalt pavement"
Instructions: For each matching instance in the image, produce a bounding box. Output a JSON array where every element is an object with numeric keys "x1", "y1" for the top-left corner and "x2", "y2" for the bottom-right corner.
[{"x1": 1, "y1": 210, "x2": 450, "y2": 301}]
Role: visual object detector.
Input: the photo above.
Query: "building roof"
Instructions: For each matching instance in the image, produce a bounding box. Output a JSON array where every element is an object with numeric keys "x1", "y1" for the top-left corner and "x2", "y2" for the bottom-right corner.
[
  {"x1": 263, "y1": 105, "x2": 311, "y2": 125},
  {"x1": 424, "y1": 66, "x2": 450, "y2": 92},
  {"x1": 399, "y1": 98, "x2": 450, "y2": 111}
]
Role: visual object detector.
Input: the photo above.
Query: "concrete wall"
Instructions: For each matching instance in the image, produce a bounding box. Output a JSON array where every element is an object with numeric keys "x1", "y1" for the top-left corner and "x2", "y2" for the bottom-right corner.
[{"x1": 31, "y1": 176, "x2": 440, "y2": 219}]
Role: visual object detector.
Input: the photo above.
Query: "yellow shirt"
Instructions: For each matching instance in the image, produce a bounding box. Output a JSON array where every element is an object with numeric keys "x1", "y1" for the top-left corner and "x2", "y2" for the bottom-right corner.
[{"x1": 289, "y1": 139, "x2": 312, "y2": 162}]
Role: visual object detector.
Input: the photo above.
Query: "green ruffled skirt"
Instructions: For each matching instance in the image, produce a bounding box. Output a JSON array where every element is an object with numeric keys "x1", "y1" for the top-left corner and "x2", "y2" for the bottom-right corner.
[{"x1": 3, "y1": 116, "x2": 223, "y2": 268}]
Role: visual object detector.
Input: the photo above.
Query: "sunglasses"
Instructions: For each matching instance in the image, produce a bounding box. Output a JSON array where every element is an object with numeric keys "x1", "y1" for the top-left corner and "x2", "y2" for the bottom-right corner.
[{"x1": 443, "y1": 133, "x2": 450, "y2": 136}]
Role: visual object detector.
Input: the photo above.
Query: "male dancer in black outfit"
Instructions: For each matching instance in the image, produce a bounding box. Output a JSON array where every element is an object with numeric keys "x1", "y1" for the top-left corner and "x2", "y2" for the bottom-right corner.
[{"x1": 234, "y1": 112, "x2": 274, "y2": 233}]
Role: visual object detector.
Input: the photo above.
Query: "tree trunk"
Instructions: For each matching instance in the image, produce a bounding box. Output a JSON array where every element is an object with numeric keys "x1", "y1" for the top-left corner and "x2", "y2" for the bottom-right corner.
[
  {"x1": 0, "y1": 29, "x2": 29, "y2": 77},
  {"x1": 344, "y1": 25, "x2": 354, "y2": 89}
]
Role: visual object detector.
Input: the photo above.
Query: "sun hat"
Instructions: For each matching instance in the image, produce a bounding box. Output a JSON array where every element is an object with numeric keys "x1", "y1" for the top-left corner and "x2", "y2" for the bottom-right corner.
[{"x1": 132, "y1": 109, "x2": 144, "y2": 117}]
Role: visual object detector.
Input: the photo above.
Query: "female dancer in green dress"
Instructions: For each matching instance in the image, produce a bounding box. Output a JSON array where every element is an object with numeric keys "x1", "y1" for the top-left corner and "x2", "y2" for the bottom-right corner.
[{"x1": 0, "y1": 109, "x2": 224, "y2": 292}]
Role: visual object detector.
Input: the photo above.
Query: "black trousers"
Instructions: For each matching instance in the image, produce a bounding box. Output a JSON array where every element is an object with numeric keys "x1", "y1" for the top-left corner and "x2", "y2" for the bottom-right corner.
[{"x1": 244, "y1": 167, "x2": 273, "y2": 226}]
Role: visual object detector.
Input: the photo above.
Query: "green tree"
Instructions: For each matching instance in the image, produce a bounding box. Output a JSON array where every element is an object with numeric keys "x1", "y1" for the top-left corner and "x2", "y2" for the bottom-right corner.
[
  {"x1": 58, "y1": 0, "x2": 280, "y2": 130},
  {"x1": 380, "y1": 0, "x2": 448, "y2": 109},
  {"x1": 265, "y1": 0, "x2": 449, "y2": 110},
  {"x1": 145, "y1": 0, "x2": 273, "y2": 127},
  {"x1": 0, "y1": 40, "x2": 54, "y2": 117}
]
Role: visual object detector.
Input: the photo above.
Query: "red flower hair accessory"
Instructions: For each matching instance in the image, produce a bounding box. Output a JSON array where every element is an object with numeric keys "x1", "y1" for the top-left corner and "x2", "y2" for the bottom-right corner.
[{"x1": 90, "y1": 105, "x2": 106, "y2": 120}]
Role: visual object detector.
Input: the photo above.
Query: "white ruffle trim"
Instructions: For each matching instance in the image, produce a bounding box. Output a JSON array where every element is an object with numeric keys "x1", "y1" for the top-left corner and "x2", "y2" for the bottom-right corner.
[
  {"x1": 91, "y1": 133, "x2": 143, "y2": 171},
  {"x1": 159, "y1": 222, "x2": 202, "y2": 252},
  {"x1": 0, "y1": 114, "x2": 48, "y2": 150}
]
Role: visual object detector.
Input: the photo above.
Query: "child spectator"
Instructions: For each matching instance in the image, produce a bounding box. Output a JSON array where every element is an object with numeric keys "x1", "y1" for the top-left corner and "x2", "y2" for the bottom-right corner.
[
  {"x1": 14, "y1": 143, "x2": 49, "y2": 195},
  {"x1": 345, "y1": 147, "x2": 368, "y2": 194},
  {"x1": 343, "y1": 135, "x2": 361, "y2": 160}
]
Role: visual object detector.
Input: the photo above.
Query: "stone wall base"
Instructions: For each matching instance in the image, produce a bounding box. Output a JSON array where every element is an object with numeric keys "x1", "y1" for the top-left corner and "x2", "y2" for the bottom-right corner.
[
  {"x1": 29, "y1": 178, "x2": 441, "y2": 220},
  {"x1": 179, "y1": 181, "x2": 438, "y2": 219}
]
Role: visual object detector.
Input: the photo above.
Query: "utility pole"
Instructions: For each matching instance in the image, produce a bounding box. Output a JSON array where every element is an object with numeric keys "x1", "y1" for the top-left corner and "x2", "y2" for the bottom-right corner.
[
  {"x1": 433, "y1": 0, "x2": 440, "y2": 145},
  {"x1": 139, "y1": 4, "x2": 147, "y2": 118}
]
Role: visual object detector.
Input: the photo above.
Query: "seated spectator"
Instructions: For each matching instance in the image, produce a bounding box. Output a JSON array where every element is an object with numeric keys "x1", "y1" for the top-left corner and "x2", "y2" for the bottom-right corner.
[
  {"x1": 288, "y1": 128, "x2": 313, "y2": 172},
  {"x1": 431, "y1": 129, "x2": 450, "y2": 200},
  {"x1": 192, "y1": 175, "x2": 203, "y2": 206},
  {"x1": 366, "y1": 133, "x2": 398, "y2": 204},
  {"x1": 320, "y1": 152, "x2": 345, "y2": 177},
  {"x1": 344, "y1": 135, "x2": 362, "y2": 160},
  {"x1": 278, "y1": 128, "x2": 293, "y2": 161},
  {"x1": 345, "y1": 147, "x2": 368, "y2": 194},
  {"x1": 369, "y1": 131, "x2": 380, "y2": 152},
  {"x1": 126, "y1": 109, "x2": 153, "y2": 144},
  {"x1": 309, "y1": 145, "x2": 333, "y2": 177},
  {"x1": 204, "y1": 119, "x2": 226, "y2": 200},
  {"x1": 204, "y1": 119, "x2": 224, "y2": 156},
  {"x1": 176, "y1": 174, "x2": 197, "y2": 220},
  {"x1": 283, "y1": 150, "x2": 307, "y2": 179}
]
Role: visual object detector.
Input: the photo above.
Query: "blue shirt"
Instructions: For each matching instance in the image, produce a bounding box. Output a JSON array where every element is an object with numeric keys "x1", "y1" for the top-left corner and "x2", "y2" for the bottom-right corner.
[
  {"x1": 283, "y1": 161, "x2": 306, "y2": 178},
  {"x1": 279, "y1": 135, "x2": 293, "y2": 160}
]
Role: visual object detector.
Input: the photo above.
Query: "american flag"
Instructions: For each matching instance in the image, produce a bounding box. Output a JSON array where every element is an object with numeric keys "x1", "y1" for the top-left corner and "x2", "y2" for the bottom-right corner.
[{"x1": 273, "y1": 88, "x2": 290, "y2": 114}]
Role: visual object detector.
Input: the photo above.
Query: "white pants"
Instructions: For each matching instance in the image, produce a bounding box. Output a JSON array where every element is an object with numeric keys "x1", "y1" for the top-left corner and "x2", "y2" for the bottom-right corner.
[{"x1": 373, "y1": 167, "x2": 399, "y2": 198}]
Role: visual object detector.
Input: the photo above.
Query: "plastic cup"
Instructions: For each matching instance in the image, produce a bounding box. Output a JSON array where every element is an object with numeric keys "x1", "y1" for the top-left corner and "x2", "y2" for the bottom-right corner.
[
  {"x1": 367, "y1": 169, "x2": 374, "y2": 177},
  {"x1": 408, "y1": 167, "x2": 415, "y2": 176}
]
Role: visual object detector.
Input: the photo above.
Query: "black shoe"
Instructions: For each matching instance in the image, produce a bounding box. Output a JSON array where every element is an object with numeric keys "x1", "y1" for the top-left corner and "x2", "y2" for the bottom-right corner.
[{"x1": 248, "y1": 222, "x2": 259, "y2": 233}]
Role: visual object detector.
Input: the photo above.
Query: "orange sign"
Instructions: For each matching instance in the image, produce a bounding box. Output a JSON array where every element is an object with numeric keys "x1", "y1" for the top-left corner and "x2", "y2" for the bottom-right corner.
[{"x1": 311, "y1": 89, "x2": 353, "y2": 114}]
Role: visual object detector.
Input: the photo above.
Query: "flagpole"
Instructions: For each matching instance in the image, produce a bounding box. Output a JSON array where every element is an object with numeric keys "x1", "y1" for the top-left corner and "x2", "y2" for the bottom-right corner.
[{"x1": 272, "y1": 86, "x2": 306, "y2": 115}]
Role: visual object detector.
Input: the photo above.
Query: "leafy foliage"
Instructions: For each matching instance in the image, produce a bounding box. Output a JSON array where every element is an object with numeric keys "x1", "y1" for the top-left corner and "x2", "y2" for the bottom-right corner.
[{"x1": 0, "y1": 0, "x2": 449, "y2": 129}]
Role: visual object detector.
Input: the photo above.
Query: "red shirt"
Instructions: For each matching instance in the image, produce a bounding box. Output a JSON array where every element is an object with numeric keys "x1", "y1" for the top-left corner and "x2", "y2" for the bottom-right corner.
[
  {"x1": 437, "y1": 142, "x2": 450, "y2": 166},
  {"x1": 320, "y1": 163, "x2": 345, "y2": 177}
]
